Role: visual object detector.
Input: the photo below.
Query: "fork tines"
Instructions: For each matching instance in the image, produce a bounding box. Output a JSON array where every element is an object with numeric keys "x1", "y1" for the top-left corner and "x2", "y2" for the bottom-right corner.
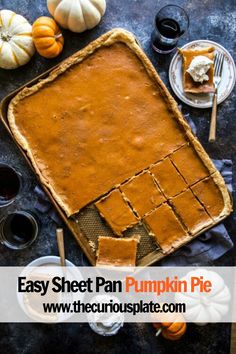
[{"x1": 214, "y1": 52, "x2": 225, "y2": 77}]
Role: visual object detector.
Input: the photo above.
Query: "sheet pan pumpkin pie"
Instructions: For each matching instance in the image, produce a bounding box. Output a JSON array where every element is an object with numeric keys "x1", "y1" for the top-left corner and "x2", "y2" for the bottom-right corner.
[
  {"x1": 7, "y1": 29, "x2": 232, "y2": 262},
  {"x1": 8, "y1": 29, "x2": 188, "y2": 217}
]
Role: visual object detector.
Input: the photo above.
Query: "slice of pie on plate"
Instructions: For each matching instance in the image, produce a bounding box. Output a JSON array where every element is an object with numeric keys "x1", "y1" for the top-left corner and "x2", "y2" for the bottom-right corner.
[{"x1": 179, "y1": 46, "x2": 215, "y2": 93}]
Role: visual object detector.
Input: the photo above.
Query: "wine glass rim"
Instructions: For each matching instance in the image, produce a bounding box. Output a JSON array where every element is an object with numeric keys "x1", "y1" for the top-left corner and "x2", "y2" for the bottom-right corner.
[
  {"x1": 0, "y1": 162, "x2": 17, "y2": 169},
  {"x1": 0, "y1": 163, "x2": 21, "y2": 177},
  {"x1": 156, "y1": 4, "x2": 189, "y2": 25},
  {"x1": 0, "y1": 163, "x2": 22, "y2": 207}
]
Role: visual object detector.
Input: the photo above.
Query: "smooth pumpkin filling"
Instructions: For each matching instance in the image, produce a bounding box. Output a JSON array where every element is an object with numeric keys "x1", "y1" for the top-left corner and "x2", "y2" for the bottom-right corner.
[
  {"x1": 12, "y1": 42, "x2": 187, "y2": 216},
  {"x1": 170, "y1": 144, "x2": 210, "y2": 186},
  {"x1": 150, "y1": 157, "x2": 187, "y2": 198},
  {"x1": 95, "y1": 189, "x2": 138, "y2": 236},
  {"x1": 191, "y1": 173, "x2": 225, "y2": 219},
  {"x1": 120, "y1": 171, "x2": 165, "y2": 218},
  {"x1": 170, "y1": 189, "x2": 213, "y2": 234},
  {"x1": 143, "y1": 203, "x2": 188, "y2": 253},
  {"x1": 96, "y1": 236, "x2": 139, "y2": 266}
]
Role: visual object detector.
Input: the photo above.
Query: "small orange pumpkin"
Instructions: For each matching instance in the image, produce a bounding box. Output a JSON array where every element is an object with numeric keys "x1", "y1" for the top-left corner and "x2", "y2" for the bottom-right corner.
[
  {"x1": 153, "y1": 321, "x2": 187, "y2": 340},
  {"x1": 32, "y1": 17, "x2": 64, "y2": 58}
]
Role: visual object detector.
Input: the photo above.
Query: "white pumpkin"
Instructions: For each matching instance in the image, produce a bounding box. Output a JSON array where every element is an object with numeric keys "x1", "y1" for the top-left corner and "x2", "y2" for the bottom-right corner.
[
  {"x1": 175, "y1": 269, "x2": 231, "y2": 324},
  {"x1": 0, "y1": 10, "x2": 35, "y2": 69},
  {"x1": 47, "y1": 0, "x2": 106, "y2": 33}
]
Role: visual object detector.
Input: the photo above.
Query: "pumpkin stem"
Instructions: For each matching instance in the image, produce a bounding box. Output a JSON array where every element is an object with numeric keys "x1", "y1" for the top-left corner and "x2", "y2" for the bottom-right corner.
[
  {"x1": 0, "y1": 31, "x2": 11, "y2": 42},
  {"x1": 155, "y1": 327, "x2": 163, "y2": 337},
  {"x1": 55, "y1": 33, "x2": 62, "y2": 40}
]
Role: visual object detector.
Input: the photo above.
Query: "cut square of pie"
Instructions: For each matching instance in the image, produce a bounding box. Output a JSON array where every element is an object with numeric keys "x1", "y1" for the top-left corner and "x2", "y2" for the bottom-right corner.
[
  {"x1": 191, "y1": 174, "x2": 225, "y2": 220},
  {"x1": 170, "y1": 145, "x2": 210, "y2": 186},
  {"x1": 170, "y1": 189, "x2": 213, "y2": 234},
  {"x1": 179, "y1": 46, "x2": 215, "y2": 93},
  {"x1": 143, "y1": 203, "x2": 188, "y2": 253},
  {"x1": 95, "y1": 189, "x2": 138, "y2": 236},
  {"x1": 120, "y1": 171, "x2": 165, "y2": 217},
  {"x1": 150, "y1": 158, "x2": 187, "y2": 198},
  {"x1": 96, "y1": 236, "x2": 139, "y2": 266}
]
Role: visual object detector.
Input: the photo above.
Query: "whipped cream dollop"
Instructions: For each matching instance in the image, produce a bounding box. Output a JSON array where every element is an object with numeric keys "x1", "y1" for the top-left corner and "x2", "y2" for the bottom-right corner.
[
  {"x1": 88, "y1": 295, "x2": 124, "y2": 336},
  {"x1": 187, "y1": 55, "x2": 213, "y2": 83},
  {"x1": 89, "y1": 319, "x2": 123, "y2": 336}
]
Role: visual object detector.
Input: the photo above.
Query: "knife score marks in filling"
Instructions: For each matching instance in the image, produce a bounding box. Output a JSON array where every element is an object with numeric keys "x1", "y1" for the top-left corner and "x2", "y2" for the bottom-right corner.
[{"x1": 8, "y1": 29, "x2": 232, "y2": 254}]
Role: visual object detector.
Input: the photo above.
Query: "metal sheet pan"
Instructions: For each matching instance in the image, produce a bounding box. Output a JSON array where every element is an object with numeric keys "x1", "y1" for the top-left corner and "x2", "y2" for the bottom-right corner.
[{"x1": 0, "y1": 60, "x2": 231, "y2": 267}]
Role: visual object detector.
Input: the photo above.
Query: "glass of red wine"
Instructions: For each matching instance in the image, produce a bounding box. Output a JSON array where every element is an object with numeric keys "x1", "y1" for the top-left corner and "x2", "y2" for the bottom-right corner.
[
  {"x1": 151, "y1": 4, "x2": 189, "y2": 54},
  {"x1": 0, "y1": 163, "x2": 21, "y2": 207}
]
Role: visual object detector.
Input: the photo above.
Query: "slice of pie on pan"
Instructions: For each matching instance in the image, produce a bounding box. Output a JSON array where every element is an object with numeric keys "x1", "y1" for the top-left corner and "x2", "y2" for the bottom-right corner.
[
  {"x1": 179, "y1": 46, "x2": 215, "y2": 93},
  {"x1": 96, "y1": 236, "x2": 139, "y2": 267}
]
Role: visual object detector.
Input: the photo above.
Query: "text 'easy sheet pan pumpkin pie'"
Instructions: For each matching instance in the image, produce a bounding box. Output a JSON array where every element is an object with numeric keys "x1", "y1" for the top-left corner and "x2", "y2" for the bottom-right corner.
[{"x1": 7, "y1": 29, "x2": 232, "y2": 261}]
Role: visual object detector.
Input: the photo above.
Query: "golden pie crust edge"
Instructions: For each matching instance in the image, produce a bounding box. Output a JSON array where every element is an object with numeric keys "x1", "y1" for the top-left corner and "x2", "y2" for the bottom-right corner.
[{"x1": 7, "y1": 28, "x2": 232, "y2": 220}]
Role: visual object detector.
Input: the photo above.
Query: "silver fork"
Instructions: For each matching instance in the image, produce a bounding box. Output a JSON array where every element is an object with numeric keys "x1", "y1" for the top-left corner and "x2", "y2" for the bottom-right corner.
[{"x1": 209, "y1": 52, "x2": 225, "y2": 142}]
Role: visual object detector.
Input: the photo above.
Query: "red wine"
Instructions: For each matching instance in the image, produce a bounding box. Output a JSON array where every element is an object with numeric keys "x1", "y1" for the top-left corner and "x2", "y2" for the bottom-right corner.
[
  {"x1": 0, "y1": 165, "x2": 20, "y2": 205},
  {"x1": 151, "y1": 5, "x2": 189, "y2": 54},
  {"x1": 156, "y1": 18, "x2": 181, "y2": 39},
  {"x1": 10, "y1": 214, "x2": 34, "y2": 245},
  {"x1": 151, "y1": 17, "x2": 182, "y2": 53}
]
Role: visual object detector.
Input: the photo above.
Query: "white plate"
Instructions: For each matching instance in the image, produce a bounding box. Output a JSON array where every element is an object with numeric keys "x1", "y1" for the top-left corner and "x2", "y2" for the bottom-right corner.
[
  {"x1": 17, "y1": 256, "x2": 83, "y2": 323},
  {"x1": 169, "y1": 40, "x2": 236, "y2": 108},
  {"x1": 25, "y1": 255, "x2": 75, "y2": 267}
]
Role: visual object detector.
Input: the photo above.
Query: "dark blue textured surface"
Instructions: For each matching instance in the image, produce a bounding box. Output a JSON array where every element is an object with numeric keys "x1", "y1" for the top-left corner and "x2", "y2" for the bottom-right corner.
[{"x1": 0, "y1": 0, "x2": 235, "y2": 353}]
